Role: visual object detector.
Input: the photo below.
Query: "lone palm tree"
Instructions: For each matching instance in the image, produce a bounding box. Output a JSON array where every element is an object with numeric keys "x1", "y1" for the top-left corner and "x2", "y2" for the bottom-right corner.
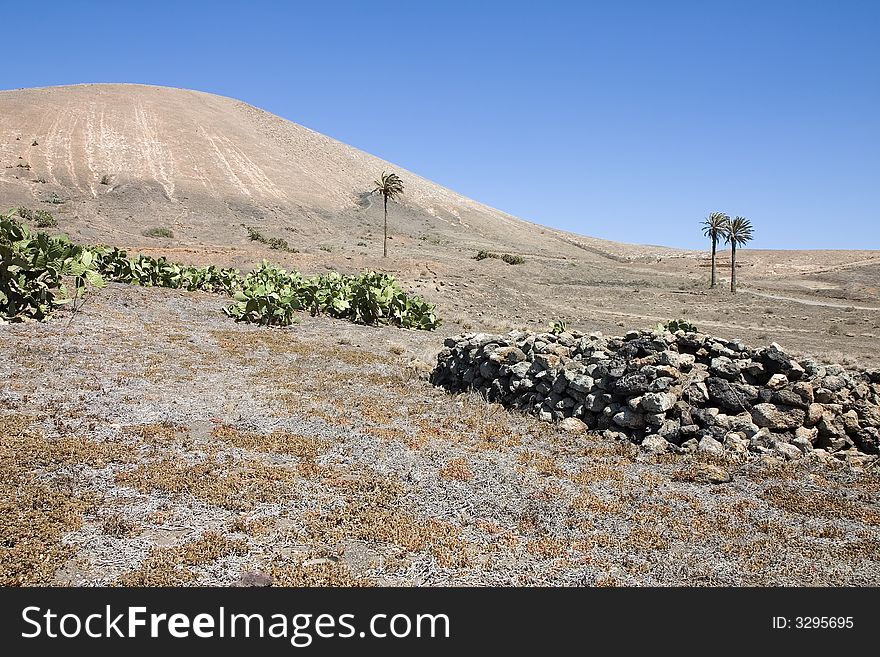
[
  {"x1": 701, "y1": 211, "x2": 729, "y2": 288},
  {"x1": 372, "y1": 171, "x2": 404, "y2": 257},
  {"x1": 723, "y1": 216, "x2": 754, "y2": 294}
]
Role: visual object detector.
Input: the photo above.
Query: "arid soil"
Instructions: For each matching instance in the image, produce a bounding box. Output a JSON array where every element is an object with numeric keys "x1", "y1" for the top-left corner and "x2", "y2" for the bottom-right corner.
[
  {"x1": 1, "y1": 84, "x2": 879, "y2": 586},
  {"x1": 1, "y1": 285, "x2": 879, "y2": 586}
]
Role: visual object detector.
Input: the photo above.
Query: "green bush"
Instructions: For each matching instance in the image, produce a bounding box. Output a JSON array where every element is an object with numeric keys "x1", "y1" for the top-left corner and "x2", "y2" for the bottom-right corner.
[
  {"x1": 142, "y1": 227, "x2": 174, "y2": 238},
  {"x1": 223, "y1": 262, "x2": 440, "y2": 330},
  {"x1": 548, "y1": 319, "x2": 567, "y2": 335},
  {"x1": 0, "y1": 213, "x2": 104, "y2": 321},
  {"x1": 658, "y1": 318, "x2": 698, "y2": 333},
  {"x1": 500, "y1": 253, "x2": 525, "y2": 265},
  {"x1": 13, "y1": 207, "x2": 56, "y2": 228},
  {"x1": 244, "y1": 226, "x2": 297, "y2": 252},
  {"x1": 94, "y1": 248, "x2": 242, "y2": 294},
  {"x1": 2, "y1": 219, "x2": 439, "y2": 330},
  {"x1": 474, "y1": 250, "x2": 525, "y2": 265},
  {"x1": 223, "y1": 262, "x2": 304, "y2": 326}
]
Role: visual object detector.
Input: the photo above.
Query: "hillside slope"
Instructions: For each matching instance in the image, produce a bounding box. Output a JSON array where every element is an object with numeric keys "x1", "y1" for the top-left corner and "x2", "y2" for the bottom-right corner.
[{"x1": 0, "y1": 83, "x2": 600, "y2": 255}]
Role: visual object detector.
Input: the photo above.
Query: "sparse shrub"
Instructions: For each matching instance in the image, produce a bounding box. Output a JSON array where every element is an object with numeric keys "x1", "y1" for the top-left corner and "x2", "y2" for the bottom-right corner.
[
  {"x1": 319, "y1": 245, "x2": 333, "y2": 252},
  {"x1": 13, "y1": 207, "x2": 56, "y2": 228},
  {"x1": 142, "y1": 227, "x2": 174, "y2": 239},
  {"x1": 474, "y1": 250, "x2": 525, "y2": 265},
  {"x1": 500, "y1": 253, "x2": 525, "y2": 265},
  {"x1": 100, "y1": 174, "x2": 112, "y2": 185},
  {"x1": 35, "y1": 212, "x2": 56, "y2": 228},
  {"x1": 356, "y1": 241, "x2": 367, "y2": 247},
  {"x1": 43, "y1": 193, "x2": 65, "y2": 205},
  {"x1": 244, "y1": 225, "x2": 297, "y2": 252},
  {"x1": 658, "y1": 318, "x2": 698, "y2": 333},
  {"x1": 31, "y1": 139, "x2": 38, "y2": 146},
  {"x1": 548, "y1": 319, "x2": 567, "y2": 335}
]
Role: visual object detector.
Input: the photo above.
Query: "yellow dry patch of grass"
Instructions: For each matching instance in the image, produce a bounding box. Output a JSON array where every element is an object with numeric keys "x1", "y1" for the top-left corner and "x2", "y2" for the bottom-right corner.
[
  {"x1": 213, "y1": 330, "x2": 387, "y2": 366},
  {"x1": 761, "y1": 485, "x2": 880, "y2": 525},
  {"x1": 228, "y1": 516, "x2": 273, "y2": 537},
  {"x1": 212, "y1": 425, "x2": 328, "y2": 460},
  {"x1": 570, "y1": 462, "x2": 626, "y2": 485},
  {"x1": 1, "y1": 483, "x2": 98, "y2": 586},
  {"x1": 101, "y1": 514, "x2": 140, "y2": 538},
  {"x1": 475, "y1": 424, "x2": 521, "y2": 451},
  {"x1": 744, "y1": 457, "x2": 813, "y2": 482},
  {"x1": 116, "y1": 531, "x2": 249, "y2": 586},
  {"x1": 0, "y1": 415, "x2": 129, "y2": 585},
  {"x1": 415, "y1": 418, "x2": 460, "y2": 444},
  {"x1": 116, "y1": 456, "x2": 302, "y2": 512},
  {"x1": 365, "y1": 426, "x2": 408, "y2": 442},
  {"x1": 527, "y1": 536, "x2": 569, "y2": 559},
  {"x1": 518, "y1": 451, "x2": 563, "y2": 477},
  {"x1": 306, "y1": 472, "x2": 470, "y2": 568},
  {"x1": 269, "y1": 559, "x2": 372, "y2": 587},
  {"x1": 439, "y1": 457, "x2": 474, "y2": 482},
  {"x1": 129, "y1": 422, "x2": 185, "y2": 445},
  {"x1": 357, "y1": 404, "x2": 397, "y2": 425},
  {"x1": 571, "y1": 491, "x2": 626, "y2": 515},
  {"x1": 623, "y1": 525, "x2": 670, "y2": 552}
]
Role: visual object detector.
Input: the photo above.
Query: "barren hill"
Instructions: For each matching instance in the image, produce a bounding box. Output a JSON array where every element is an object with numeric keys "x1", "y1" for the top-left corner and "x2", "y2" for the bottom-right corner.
[{"x1": 0, "y1": 83, "x2": 580, "y2": 252}]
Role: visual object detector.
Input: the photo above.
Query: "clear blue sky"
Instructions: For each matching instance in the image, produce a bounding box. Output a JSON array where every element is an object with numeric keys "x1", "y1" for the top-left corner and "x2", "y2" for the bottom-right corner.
[{"x1": 2, "y1": 0, "x2": 877, "y2": 249}]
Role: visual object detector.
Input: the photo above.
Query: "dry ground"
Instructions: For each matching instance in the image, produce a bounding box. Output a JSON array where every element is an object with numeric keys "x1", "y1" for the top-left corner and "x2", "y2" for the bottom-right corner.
[{"x1": 2, "y1": 284, "x2": 879, "y2": 586}]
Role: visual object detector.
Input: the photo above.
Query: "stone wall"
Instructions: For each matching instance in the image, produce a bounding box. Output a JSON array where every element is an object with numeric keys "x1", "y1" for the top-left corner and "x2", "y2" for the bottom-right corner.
[{"x1": 431, "y1": 328, "x2": 880, "y2": 463}]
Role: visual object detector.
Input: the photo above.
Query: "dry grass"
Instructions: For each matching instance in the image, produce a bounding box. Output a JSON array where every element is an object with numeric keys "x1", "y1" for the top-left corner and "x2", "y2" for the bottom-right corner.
[
  {"x1": 116, "y1": 531, "x2": 249, "y2": 586},
  {"x1": 4, "y1": 282, "x2": 880, "y2": 586},
  {"x1": 101, "y1": 514, "x2": 140, "y2": 538},
  {"x1": 303, "y1": 471, "x2": 471, "y2": 568},
  {"x1": 0, "y1": 415, "x2": 122, "y2": 585},
  {"x1": 212, "y1": 424, "x2": 328, "y2": 459},
  {"x1": 269, "y1": 559, "x2": 371, "y2": 586},
  {"x1": 116, "y1": 456, "x2": 302, "y2": 512},
  {"x1": 439, "y1": 457, "x2": 474, "y2": 482},
  {"x1": 761, "y1": 485, "x2": 880, "y2": 525}
]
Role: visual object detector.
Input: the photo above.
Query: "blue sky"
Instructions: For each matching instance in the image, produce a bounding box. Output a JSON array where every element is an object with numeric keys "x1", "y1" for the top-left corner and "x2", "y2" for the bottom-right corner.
[{"x1": 1, "y1": 0, "x2": 877, "y2": 249}]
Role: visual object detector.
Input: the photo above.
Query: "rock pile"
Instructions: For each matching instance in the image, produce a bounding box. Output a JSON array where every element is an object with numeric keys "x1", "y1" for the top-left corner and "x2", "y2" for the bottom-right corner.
[{"x1": 431, "y1": 328, "x2": 880, "y2": 462}]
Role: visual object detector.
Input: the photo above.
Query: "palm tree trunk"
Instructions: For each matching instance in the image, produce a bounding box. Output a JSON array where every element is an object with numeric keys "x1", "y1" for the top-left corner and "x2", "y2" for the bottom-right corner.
[
  {"x1": 710, "y1": 236, "x2": 716, "y2": 288},
  {"x1": 730, "y1": 243, "x2": 737, "y2": 293},
  {"x1": 383, "y1": 195, "x2": 388, "y2": 258}
]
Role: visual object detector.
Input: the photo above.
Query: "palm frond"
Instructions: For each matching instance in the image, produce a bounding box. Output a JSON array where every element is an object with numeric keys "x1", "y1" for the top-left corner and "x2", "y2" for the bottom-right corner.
[
  {"x1": 701, "y1": 211, "x2": 729, "y2": 238},
  {"x1": 724, "y1": 216, "x2": 754, "y2": 246},
  {"x1": 372, "y1": 171, "x2": 405, "y2": 199}
]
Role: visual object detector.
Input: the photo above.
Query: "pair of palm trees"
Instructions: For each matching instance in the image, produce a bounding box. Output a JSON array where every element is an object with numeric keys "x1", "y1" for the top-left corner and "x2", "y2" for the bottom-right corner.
[{"x1": 702, "y1": 212, "x2": 754, "y2": 293}]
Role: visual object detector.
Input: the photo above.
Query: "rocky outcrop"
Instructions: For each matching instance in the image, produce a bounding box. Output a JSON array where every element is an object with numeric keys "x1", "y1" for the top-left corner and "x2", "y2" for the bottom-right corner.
[{"x1": 431, "y1": 328, "x2": 880, "y2": 463}]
